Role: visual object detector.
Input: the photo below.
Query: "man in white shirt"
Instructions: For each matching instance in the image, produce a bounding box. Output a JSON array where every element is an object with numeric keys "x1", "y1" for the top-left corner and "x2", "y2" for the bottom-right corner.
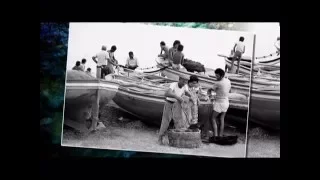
[
  {"x1": 126, "y1": 51, "x2": 139, "y2": 70},
  {"x1": 92, "y1": 45, "x2": 109, "y2": 79},
  {"x1": 158, "y1": 75, "x2": 192, "y2": 145},
  {"x1": 231, "y1": 36, "x2": 245, "y2": 74}
]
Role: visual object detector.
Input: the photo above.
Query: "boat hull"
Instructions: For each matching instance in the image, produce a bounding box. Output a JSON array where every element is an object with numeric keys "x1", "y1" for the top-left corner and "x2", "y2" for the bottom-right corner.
[
  {"x1": 249, "y1": 92, "x2": 280, "y2": 130},
  {"x1": 113, "y1": 86, "x2": 249, "y2": 127}
]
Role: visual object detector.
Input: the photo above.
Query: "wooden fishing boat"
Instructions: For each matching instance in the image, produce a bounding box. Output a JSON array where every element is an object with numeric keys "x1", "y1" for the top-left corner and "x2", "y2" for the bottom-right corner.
[
  {"x1": 156, "y1": 60, "x2": 279, "y2": 96},
  {"x1": 64, "y1": 70, "x2": 120, "y2": 132},
  {"x1": 152, "y1": 61, "x2": 280, "y2": 129},
  {"x1": 113, "y1": 84, "x2": 249, "y2": 127},
  {"x1": 218, "y1": 52, "x2": 280, "y2": 65},
  {"x1": 249, "y1": 90, "x2": 280, "y2": 130}
]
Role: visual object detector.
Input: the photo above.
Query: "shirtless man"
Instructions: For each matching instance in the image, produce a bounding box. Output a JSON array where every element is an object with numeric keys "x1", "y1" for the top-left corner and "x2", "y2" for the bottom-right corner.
[
  {"x1": 203, "y1": 68, "x2": 231, "y2": 142},
  {"x1": 172, "y1": 44, "x2": 185, "y2": 70},
  {"x1": 168, "y1": 40, "x2": 180, "y2": 65},
  {"x1": 158, "y1": 41, "x2": 169, "y2": 60}
]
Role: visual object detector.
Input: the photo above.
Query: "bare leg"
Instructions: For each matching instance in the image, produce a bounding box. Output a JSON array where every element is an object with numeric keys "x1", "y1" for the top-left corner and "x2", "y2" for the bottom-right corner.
[
  {"x1": 230, "y1": 55, "x2": 237, "y2": 73},
  {"x1": 236, "y1": 57, "x2": 241, "y2": 74},
  {"x1": 218, "y1": 112, "x2": 226, "y2": 137},
  {"x1": 210, "y1": 110, "x2": 220, "y2": 137}
]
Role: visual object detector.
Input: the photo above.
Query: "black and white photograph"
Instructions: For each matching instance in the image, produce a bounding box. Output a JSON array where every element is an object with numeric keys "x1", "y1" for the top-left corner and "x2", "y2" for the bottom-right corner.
[{"x1": 61, "y1": 22, "x2": 264, "y2": 158}]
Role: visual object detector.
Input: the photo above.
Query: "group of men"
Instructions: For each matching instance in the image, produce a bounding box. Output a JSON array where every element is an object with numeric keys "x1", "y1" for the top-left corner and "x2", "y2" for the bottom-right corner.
[
  {"x1": 72, "y1": 45, "x2": 140, "y2": 79},
  {"x1": 91, "y1": 45, "x2": 139, "y2": 79},
  {"x1": 158, "y1": 68, "x2": 232, "y2": 144},
  {"x1": 158, "y1": 40, "x2": 185, "y2": 70},
  {"x1": 72, "y1": 58, "x2": 92, "y2": 75}
]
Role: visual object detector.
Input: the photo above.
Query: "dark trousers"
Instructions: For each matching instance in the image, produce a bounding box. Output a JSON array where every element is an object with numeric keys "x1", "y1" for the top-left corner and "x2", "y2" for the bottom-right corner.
[{"x1": 128, "y1": 66, "x2": 137, "y2": 70}]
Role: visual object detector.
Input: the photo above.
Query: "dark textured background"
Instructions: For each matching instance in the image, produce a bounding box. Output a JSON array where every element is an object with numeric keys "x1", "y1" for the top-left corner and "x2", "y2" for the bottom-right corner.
[{"x1": 39, "y1": 22, "x2": 236, "y2": 158}]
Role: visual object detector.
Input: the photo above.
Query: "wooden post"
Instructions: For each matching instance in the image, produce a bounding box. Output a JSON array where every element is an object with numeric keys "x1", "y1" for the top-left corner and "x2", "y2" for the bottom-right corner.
[{"x1": 90, "y1": 88, "x2": 100, "y2": 131}]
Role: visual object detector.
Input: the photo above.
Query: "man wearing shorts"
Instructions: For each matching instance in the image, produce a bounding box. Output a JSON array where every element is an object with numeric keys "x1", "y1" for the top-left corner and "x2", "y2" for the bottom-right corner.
[
  {"x1": 203, "y1": 68, "x2": 231, "y2": 142},
  {"x1": 231, "y1": 36, "x2": 245, "y2": 74}
]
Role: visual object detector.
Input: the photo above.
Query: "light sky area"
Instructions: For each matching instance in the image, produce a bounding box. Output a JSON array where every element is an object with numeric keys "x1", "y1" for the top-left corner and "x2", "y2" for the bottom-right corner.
[{"x1": 66, "y1": 23, "x2": 280, "y2": 76}]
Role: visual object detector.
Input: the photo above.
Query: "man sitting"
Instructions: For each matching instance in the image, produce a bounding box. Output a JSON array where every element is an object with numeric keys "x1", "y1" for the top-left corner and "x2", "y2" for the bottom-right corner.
[
  {"x1": 168, "y1": 40, "x2": 180, "y2": 66},
  {"x1": 85, "y1": 68, "x2": 92, "y2": 76},
  {"x1": 158, "y1": 41, "x2": 169, "y2": 61},
  {"x1": 172, "y1": 44, "x2": 185, "y2": 70},
  {"x1": 72, "y1": 61, "x2": 83, "y2": 71},
  {"x1": 126, "y1": 51, "x2": 139, "y2": 70}
]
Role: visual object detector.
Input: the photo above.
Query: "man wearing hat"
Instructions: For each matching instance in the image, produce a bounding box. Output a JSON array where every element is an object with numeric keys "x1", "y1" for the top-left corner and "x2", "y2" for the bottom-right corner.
[
  {"x1": 158, "y1": 74, "x2": 192, "y2": 145},
  {"x1": 92, "y1": 45, "x2": 109, "y2": 79}
]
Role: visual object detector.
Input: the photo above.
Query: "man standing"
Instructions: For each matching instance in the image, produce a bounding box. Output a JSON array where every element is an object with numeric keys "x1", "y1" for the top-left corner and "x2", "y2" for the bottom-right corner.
[
  {"x1": 203, "y1": 68, "x2": 231, "y2": 142},
  {"x1": 231, "y1": 36, "x2": 245, "y2": 74},
  {"x1": 126, "y1": 51, "x2": 139, "y2": 70},
  {"x1": 92, "y1": 45, "x2": 109, "y2": 79},
  {"x1": 172, "y1": 44, "x2": 185, "y2": 70},
  {"x1": 158, "y1": 75, "x2": 192, "y2": 145},
  {"x1": 168, "y1": 40, "x2": 180, "y2": 65},
  {"x1": 107, "y1": 45, "x2": 119, "y2": 75},
  {"x1": 80, "y1": 58, "x2": 86, "y2": 71}
]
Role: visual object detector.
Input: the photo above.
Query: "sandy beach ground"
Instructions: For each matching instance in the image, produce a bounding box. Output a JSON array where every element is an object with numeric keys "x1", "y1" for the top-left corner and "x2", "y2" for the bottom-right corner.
[
  {"x1": 62, "y1": 102, "x2": 279, "y2": 158},
  {"x1": 246, "y1": 126, "x2": 280, "y2": 158},
  {"x1": 62, "y1": 103, "x2": 247, "y2": 158}
]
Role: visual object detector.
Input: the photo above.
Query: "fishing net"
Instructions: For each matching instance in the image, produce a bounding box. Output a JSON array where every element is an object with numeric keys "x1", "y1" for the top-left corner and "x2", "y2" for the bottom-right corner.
[{"x1": 182, "y1": 59, "x2": 206, "y2": 73}]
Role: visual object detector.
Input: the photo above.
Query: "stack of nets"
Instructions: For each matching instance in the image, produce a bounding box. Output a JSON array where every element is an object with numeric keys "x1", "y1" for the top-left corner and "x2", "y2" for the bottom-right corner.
[
  {"x1": 182, "y1": 59, "x2": 205, "y2": 73},
  {"x1": 167, "y1": 129, "x2": 202, "y2": 148}
]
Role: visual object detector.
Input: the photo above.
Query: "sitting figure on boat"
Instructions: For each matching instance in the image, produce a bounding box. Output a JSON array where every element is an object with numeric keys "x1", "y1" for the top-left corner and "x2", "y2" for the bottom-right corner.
[
  {"x1": 158, "y1": 75, "x2": 192, "y2": 145},
  {"x1": 72, "y1": 61, "x2": 83, "y2": 71},
  {"x1": 85, "y1": 68, "x2": 92, "y2": 76},
  {"x1": 231, "y1": 36, "x2": 246, "y2": 74},
  {"x1": 172, "y1": 44, "x2": 185, "y2": 70},
  {"x1": 126, "y1": 51, "x2": 139, "y2": 70},
  {"x1": 158, "y1": 41, "x2": 170, "y2": 62},
  {"x1": 202, "y1": 68, "x2": 231, "y2": 142},
  {"x1": 168, "y1": 40, "x2": 181, "y2": 66}
]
